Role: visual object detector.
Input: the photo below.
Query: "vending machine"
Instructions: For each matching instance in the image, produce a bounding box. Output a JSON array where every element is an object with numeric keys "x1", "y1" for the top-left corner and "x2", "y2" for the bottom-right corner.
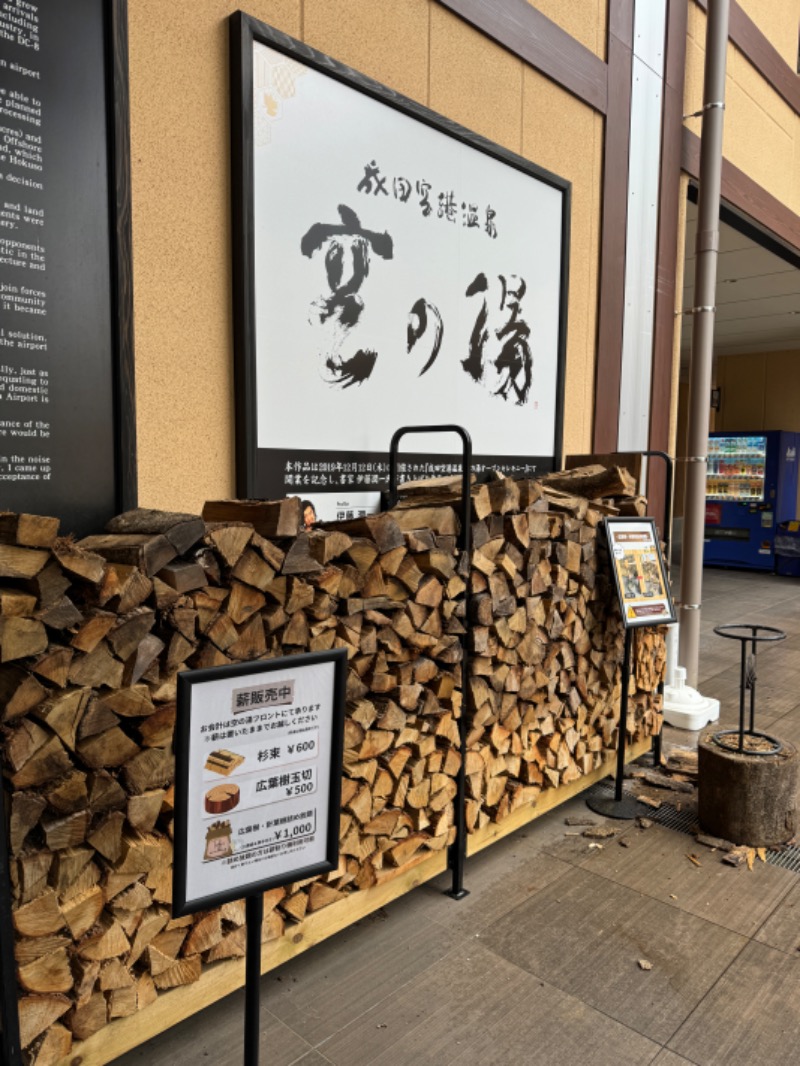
[{"x1": 704, "y1": 431, "x2": 799, "y2": 570}]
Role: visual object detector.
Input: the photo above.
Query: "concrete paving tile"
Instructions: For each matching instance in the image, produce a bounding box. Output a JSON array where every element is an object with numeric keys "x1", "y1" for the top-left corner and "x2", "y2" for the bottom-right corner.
[
  {"x1": 419, "y1": 843, "x2": 572, "y2": 938},
  {"x1": 316, "y1": 940, "x2": 528, "y2": 1065},
  {"x1": 479, "y1": 867, "x2": 746, "y2": 1045},
  {"x1": 754, "y1": 879, "x2": 800, "y2": 954},
  {"x1": 763, "y1": 708, "x2": 800, "y2": 750},
  {"x1": 112, "y1": 995, "x2": 313, "y2": 1066},
  {"x1": 566, "y1": 823, "x2": 795, "y2": 937},
  {"x1": 540, "y1": 815, "x2": 639, "y2": 867},
  {"x1": 448, "y1": 982, "x2": 661, "y2": 1066},
  {"x1": 318, "y1": 939, "x2": 660, "y2": 1066},
  {"x1": 668, "y1": 940, "x2": 800, "y2": 1065},
  {"x1": 650, "y1": 1052, "x2": 699, "y2": 1066},
  {"x1": 264, "y1": 902, "x2": 459, "y2": 1045}
]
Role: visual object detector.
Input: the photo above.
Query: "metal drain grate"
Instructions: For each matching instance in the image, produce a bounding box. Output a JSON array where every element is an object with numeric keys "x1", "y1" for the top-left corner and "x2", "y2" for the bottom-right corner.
[
  {"x1": 582, "y1": 778, "x2": 800, "y2": 873},
  {"x1": 764, "y1": 846, "x2": 800, "y2": 873}
]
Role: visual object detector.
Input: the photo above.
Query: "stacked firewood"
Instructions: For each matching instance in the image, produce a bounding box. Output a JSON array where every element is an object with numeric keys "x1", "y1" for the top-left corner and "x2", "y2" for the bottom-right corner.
[
  {"x1": 1, "y1": 499, "x2": 463, "y2": 1061},
  {"x1": 393, "y1": 466, "x2": 664, "y2": 832},
  {"x1": 0, "y1": 467, "x2": 664, "y2": 1062}
]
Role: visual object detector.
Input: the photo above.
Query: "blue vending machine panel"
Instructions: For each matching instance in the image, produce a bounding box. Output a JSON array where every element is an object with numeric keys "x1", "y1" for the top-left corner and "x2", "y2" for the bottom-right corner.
[{"x1": 704, "y1": 431, "x2": 799, "y2": 570}]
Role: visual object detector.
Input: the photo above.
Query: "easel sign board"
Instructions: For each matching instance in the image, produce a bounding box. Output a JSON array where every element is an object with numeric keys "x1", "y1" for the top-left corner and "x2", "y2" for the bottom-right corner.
[
  {"x1": 173, "y1": 649, "x2": 347, "y2": 917},
  {"x1": 605, "y1": 518, "x2": 676, "y2": 629}
]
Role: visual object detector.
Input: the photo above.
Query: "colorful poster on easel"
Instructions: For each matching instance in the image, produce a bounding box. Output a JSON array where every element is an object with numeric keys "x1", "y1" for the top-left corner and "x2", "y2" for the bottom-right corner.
[{"x1": 605, "y1": 518, "x2": 676, "y2": 628}]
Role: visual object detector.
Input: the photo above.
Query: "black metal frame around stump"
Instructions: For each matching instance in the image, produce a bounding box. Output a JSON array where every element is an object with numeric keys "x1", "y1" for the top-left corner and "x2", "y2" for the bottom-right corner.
[
  {"x1": 385, "y1": 425, "x2": 472, "y2": 900},
  {"x1": 712, "y1": 624, "x2": 786, "y2": 755}
]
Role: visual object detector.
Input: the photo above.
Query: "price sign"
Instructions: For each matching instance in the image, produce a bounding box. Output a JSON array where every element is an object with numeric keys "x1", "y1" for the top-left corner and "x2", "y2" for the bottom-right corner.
[{"x1": 173, "y1": 649, "x2": 347, "y2": 916}]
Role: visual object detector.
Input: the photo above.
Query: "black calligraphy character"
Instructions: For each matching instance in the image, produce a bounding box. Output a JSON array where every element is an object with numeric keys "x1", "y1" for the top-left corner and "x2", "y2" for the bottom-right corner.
[
  {"x1": 301, "y1": 204, "x2": 394, "y2": 388},
  {"x1": 357, "y1": 160, "x2": 388, "y2": 196},
  {"x1": 463, "y1": 273, "x2": 532, "y2": 405},
  {"x1": 485, "y1": 205, "x2": 498, "y2": 239},
  {"x1": 407, "y1": 298, "x2": 444, "y2": 376},
  {"x1": 438, "y1": 190, "x2": 457, "y2": 223},
  {"x1": 463, "y1": 202, "x2": 480, "y2": 229},
  {"x1": 393, "y1": 176, "x2": 412, "y2": 203},
  {"x1": 416, "y1": 179, "x2": 432, "y2": 217}
]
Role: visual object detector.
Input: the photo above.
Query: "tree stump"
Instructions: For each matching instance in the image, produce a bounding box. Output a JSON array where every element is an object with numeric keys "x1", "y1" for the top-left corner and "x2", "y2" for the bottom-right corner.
[{"x1": 698, "y1": 732, "x2": 798, "y2": 847}]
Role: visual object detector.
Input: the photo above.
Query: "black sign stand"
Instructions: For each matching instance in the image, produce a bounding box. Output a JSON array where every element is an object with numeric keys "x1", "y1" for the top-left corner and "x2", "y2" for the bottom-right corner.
[
  {"x1": 585, "y1": 627, "x2": 651, "y2": 820},
  {"x1": 385, "y1": 425, "x2": 472, "y2": 900},
  {"x1": 173, "y1": 650, "x2": 347, "y2": 1066},
  {"x1": 244, "y1": 893, "x2": 264, "y2": 1066},
  {"x1": 587, "y1": 517, "x2": 676, "y2": 821},
  {"x1": 640, "y1": 449, "x2": 675, "y2": 770}
]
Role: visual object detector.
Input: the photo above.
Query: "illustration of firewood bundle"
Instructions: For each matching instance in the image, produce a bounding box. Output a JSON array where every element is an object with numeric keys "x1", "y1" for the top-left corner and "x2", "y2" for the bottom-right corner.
[{"x1": 0, "y1": 465, "x2": 664, "y2": 1062}]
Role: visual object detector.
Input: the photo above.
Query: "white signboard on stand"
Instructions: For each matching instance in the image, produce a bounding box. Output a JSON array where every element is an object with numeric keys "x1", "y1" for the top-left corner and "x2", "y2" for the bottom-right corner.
[{"x1": 173, "y1": 649, "x2": 347, "y2": 916}]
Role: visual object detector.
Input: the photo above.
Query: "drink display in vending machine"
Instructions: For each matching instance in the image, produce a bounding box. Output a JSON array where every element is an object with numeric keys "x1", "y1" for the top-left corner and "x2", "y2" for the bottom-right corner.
[{"x1": 704, "y1": 431, "x2": 799, "y2": 570}]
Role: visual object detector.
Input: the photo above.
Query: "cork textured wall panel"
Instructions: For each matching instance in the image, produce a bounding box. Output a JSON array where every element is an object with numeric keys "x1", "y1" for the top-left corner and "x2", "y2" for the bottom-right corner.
[
  {"x1": 522, "y1": 67, "x2": 603, "y2": 459},
  {"x1": 763, "y1": 350, "x2": 800, "y2": 430},
  {"x1": 128, "y1": 0, "x2": 602, "y2": 511},
  {"x1": 736, "y1": 0, "x2": 800, "y2": 69},
  {"x1": 684, "y1": 2, "x2": 800, "y2": 218},
  {"x1": 715, "y1": 346, "x2": 800, "y2": 515},
  {"x1": 716, "y1": 352, "x2": 767, "y2": 429},
  {"x1": 128, "y1": 0, "x2": 302, "y2": 513},
  {"x1": 428, "y1": 4, "x2": 524, "y2": 154},
  {"x1": 725, "y1": 48, "x2": 799, "y2": 216},
  {"x1": 527, "y1": 0, "x2": 607, "y2": 60},
  {"x1": 303, "y1": 0, "x2": 430, "y2": 103}
]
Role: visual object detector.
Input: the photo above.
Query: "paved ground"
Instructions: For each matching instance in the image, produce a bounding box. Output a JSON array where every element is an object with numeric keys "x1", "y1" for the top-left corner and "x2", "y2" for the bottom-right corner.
[{"x1": 117, "y1": 566, "x2": 800, "y2": 1066}]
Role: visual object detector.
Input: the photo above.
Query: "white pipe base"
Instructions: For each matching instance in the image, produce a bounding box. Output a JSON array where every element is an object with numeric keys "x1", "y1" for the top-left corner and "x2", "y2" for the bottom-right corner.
[{"x1": 662, "y1": 666, "x2": 720, "y2": 731}]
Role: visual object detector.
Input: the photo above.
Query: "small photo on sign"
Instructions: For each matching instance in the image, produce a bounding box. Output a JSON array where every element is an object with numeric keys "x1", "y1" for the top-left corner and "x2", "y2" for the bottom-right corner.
[
  {"x1": 204, "y1": 821, "x2": 234, "y2": 862},
  {"x1": 205, "y1": 783, "x2": 241, "y2": 815},
  {"x1": 204, "y1": 749, "x2": 245, "y2": 776}
]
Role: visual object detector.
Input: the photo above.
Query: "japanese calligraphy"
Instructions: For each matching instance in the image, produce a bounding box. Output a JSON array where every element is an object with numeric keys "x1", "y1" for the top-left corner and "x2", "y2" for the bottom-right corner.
[
  {"x1": 463, "y1": 273, "x2": 532, "y2": 405},
  {"x1": 301, "y1": 204, "x2": 394, "y2": 389},
  {"x1": 356, "y1": 160, "x2": 499, "y2": 237}
]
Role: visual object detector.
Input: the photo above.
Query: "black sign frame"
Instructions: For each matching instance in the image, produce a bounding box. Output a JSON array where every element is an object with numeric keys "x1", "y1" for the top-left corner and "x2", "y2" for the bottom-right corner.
[
  {"x1": 605, "y1": 516, "x2": 677, "y2": 630},
  {"x1": 172, "y1": 649, "x2": 347, "y2": 919},
  {"x1": 229, "y1": 10, "x2": 570, "y2": 503}
]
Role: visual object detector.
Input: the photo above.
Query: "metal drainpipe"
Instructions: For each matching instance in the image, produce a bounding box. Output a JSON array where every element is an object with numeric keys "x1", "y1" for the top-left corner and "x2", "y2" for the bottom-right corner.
[{"x1": 679, "y1": 0, "x2": 730, "y2": 687}]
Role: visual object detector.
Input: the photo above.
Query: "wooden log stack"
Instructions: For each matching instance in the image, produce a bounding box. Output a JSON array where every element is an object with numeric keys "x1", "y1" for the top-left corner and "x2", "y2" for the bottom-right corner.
[
  {"x1": 393, "y1": 466, "x2": 665, "y2": 832},
  {"x1": 0, "y1": 466, "x2": 664, "y2": 1062}
]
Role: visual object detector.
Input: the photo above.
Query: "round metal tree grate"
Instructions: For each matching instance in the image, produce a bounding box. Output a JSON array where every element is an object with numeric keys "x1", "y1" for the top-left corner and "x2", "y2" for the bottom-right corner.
[{"x1": 711, "y1": 729, "x2": 783, "y2": 756}]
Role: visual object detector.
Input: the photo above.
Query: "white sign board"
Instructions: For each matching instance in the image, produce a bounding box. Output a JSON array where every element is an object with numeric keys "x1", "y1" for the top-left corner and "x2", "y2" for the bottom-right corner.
[
  {"x1": 232, "y1": 15, "x2": 570, "y2": 503},
  {"x1": 173, "y1": 650, "x2": 347, "y2": 916}
]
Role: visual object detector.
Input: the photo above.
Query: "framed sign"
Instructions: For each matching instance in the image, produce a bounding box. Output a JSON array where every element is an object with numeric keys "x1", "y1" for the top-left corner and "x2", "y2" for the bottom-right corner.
[
  {"x1": 605, "y1": 518, "x2": 676, "y2": 628},
  {"x1": 173, "y1": 649, "x2": 347, "y2": 917},
  {"x1": 0, "y1": 0, "x2": 135, "y2": 536},
  {"x1": 230, "y1": 12, "x2": 570, "y2": 519}
]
